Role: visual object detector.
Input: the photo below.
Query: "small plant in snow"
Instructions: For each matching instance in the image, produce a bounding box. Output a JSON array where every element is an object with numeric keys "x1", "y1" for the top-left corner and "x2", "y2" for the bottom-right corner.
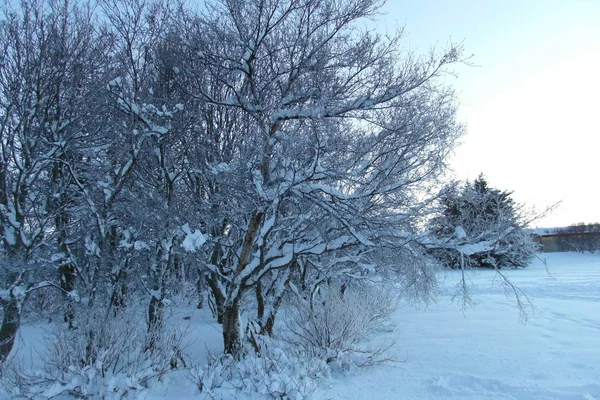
[
  {"x1": 5, "y1": 305, "x2": 187, "y2": 399},
  {"x1": 285, "y1": 283, "x2": 399, "y2": 370},
  {"x1": 0, "y1": 356, "x2": 37, "y2": 400},
  {"x1": 190, "y1": 336, "x2": 329, "y2": 400}
]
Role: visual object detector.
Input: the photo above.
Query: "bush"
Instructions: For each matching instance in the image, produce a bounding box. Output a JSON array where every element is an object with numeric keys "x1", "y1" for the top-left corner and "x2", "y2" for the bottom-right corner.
[
  {"x1": 188, "y1": 283, "x2": 399, "y2": 399},
  {"x1": 285, "y1": 283, "x2": 399, "y2": 369},
  {"x1": 190, "y1": 337, "x2": 329, "y2": 400},
  {"x1": 2, "y1": 305, "x2": 187, "y2": 399}
]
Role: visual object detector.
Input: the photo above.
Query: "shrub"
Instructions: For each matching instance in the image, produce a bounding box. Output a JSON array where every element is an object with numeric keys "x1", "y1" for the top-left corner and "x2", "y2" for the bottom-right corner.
[
  {"x1": 2, "y1": 305, "x2": 187, "y2": 399},
  {"x1": 284, "y1": 283, "x2": 399, "y2": 369},
  {"x1": 190, "y1": 337, "x2": 328, "y2": 400}
]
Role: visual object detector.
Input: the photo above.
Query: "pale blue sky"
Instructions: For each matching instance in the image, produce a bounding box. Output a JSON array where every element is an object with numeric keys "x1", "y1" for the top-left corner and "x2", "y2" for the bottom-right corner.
[{"x1": 380, "y1": 0, "x2": 600, "y2": 227}]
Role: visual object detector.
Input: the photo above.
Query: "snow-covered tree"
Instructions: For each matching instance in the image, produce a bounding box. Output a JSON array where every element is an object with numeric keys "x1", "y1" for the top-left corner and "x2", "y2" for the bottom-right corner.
[
  {"x1": 428, "y1": 175, "x2": 537, "y2": 269},
  {"x1": 0, "y1": 0, "x2": 467, "y2": 364},
  {"x1": 0, "y1": 0, "x2": 117, "y2": 360},
  {"x1": 170, "y1": 0, "x2": 464, "y2": 353}
]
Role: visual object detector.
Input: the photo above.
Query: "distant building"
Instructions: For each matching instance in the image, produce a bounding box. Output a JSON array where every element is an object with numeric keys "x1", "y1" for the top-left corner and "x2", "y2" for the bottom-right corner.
[
  {"x1": 530, "y1": 228, "x2": 564, "y2": 252},
  {"x1": 530, "y1": 226, "x2": 600, "y2": 253}
]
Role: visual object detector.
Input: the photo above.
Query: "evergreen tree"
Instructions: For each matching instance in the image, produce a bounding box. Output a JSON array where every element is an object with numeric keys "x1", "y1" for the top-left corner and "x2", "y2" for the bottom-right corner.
[{"x1": 429, "y1": 175, "x2": 537, "y2": 269}]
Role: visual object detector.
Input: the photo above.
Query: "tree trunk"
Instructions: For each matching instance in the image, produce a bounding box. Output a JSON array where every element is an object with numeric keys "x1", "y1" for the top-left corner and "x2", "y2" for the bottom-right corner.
[
  {"x1": 148, "y1": 294, "x2": 164, "y2": 332},
  {"x1": 207, "y1": 272, "x2": 225, "y2": 323},
  {"x1": 109, "y1": 269, "x2": 127, "y2": 315},
  {"x1": 256, "y1": 281, "x2": 264, "y2": 322},
  {"x1": 147, "y1": 293, "x2": 164, "y2": 350},
  {"x1": 256, "y1": 282, "x2": 276, "y2": 337},
  {"x1": 259, "y1": 261, "x2": 296, "y2": 337},
  {"x1": 0, "y1": 297, "x2": 24, "y2": 362},
  {"x1": 196, "y1": 269, "x2": 205, "y2": 309},
  {"x1": 222, "y1": 301, "x2": 241, "y2": 355},
  {"x1": 59, "y1": 263, "x2": 77, "y2": 329},
  {"x1": 260, "y1": 293, "x2": 284, "y2": 337}
]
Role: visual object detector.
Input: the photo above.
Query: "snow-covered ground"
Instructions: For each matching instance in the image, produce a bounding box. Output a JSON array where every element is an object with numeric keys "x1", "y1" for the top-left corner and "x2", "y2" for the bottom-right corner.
[
  {"x1": 3, "y1": 252, "x2": 600, "y2": 399},
  {"x1": 316, "y1": 252, "x2": 600, "y2": 400}
]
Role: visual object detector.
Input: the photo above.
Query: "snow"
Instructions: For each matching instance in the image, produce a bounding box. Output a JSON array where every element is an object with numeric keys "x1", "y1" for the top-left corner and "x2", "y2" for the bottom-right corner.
[
  {"x1": 3, "y1": 252, "x2": 599, "y2": 400},
  {"x1": 11, "y1": 285, "x2": 27, "y2": 300},
  {"x1": 150, "y1": 124, "x2": 169, "y2": 135},
  {"x1": 134, "y1": 240, "x2": 150, "y2": 251},
  {"x1": 529, "y1": 227, "x2": 565, "y2": 236},
  {"x1": 455, "y1": 225, "x2": 467, "y2": 239},
  {"x1": 315, "y1": 252, "x2": 600, "y2": 400},
  {"x1": 458, "y1": 239, "x2": 495, "y2": 255},
  {"x1": 3, "y1": 225, "x2": 16, "y2": 245},
  {"x1": 7, "y1": 211, "x2": 20, "y2": 228},
  {"x1": 107, "y1": 77, "x2": 122, "y2": 88},
  {"x1": 210, "y1": 162, "x2": 230, "y2": 174},
  {"x1": 181, "y1": 224, "x2": 207, "y2": 252}
]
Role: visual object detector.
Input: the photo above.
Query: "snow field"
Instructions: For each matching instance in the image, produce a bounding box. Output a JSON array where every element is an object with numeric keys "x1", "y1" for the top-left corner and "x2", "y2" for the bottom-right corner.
[
  {"x1": 2, "y1": 252, "x2": 599, "y2": 400},
  {"x1": 316, "y1": 252, "x2": 600, "y2": 400}
]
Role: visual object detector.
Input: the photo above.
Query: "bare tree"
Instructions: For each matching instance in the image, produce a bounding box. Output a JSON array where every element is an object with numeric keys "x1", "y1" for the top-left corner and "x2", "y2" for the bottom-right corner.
[
  {"x1": 0, "y1": 0, "x2": 113, "y2": 359},
  {"x1": 172, "y1": 0, "x2": 463, "y2": 354},
  {"x1": 1, "y1": 0, "x2": 465, "y2": 363}
]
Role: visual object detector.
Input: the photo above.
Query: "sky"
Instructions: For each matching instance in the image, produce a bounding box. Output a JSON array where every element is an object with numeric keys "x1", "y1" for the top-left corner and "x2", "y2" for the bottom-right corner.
[{"x1": 379, "y1": 0, "x2": 600, "y2": 228}]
